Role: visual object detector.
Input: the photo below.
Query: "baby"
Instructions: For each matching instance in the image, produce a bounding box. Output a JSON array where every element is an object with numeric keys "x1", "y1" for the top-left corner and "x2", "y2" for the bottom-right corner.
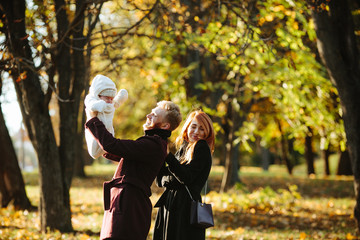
[{"x1": 84, "y1": 74, "x2": 128, "y2": 159}]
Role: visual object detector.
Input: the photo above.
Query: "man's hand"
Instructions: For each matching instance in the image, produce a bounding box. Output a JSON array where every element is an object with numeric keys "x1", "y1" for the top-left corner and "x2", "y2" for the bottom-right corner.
[
  {"x1": 89, "y1": 110, "x2": 98, "y2": 118},
  {"x1": 85, "y1": 108, "x2": 98, "y2": 119}
]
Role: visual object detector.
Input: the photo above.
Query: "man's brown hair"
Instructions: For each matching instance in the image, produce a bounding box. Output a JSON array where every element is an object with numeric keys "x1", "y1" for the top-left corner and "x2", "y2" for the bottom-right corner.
[{"x1": 157, "y1": 101, "x2": 182, "y2": 131}]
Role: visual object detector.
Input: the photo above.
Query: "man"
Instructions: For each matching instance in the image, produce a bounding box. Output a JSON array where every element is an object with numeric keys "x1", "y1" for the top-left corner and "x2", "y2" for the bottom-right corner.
[{"x1": 85, "y1": 100, "x2": 182, "y2": 240}]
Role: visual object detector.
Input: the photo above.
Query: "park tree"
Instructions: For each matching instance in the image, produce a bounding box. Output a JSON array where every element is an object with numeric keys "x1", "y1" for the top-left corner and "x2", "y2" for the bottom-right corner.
[
  {"x1": 0, "y1": 0, "x2": 102, "y2": 232},
  {"x1": 0, "y1": 76, "x2": 32, "y2": 210},
  {"x1": 309, "y1": 0, "x2": 360, "y2": 231},
  {"x1": 101, "y1": 0, "x2": 344, "y2": 192},
  {"x1": 148, "y1": 0, "x2": 341, "y2": 190},
  {"x1": 87, "y1": 1, "x2": 259, "y2": 192}
]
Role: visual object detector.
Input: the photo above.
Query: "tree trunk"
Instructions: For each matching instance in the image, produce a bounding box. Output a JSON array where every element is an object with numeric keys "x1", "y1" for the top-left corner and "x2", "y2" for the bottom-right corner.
[
  {"x1": 322, "y1": 148, "x2": 331, "y2": 176},
  {"x1": 231, "y1": 142, "x2": 240, "y2": 183},
  {"x1": 311, "y1": 0, "x2": 360, "y2": 230},
  {"x1": 220, "y1": 129, "x2": 241, "y2": 192},
  {"x1": 73, "y1": 0, "x2": 101, "y2": 177},
  {"x1": 55, "y1": 0, "x2": 93, "y2": 221},
  {"x1": 220, "y1": 102, "x2": 234, "y2": 193},
  {"x1": 288, "y1": 138, "x2": 299, "y2": 166},
  {"x1": 14, "y1": 77, "x2": 71, "y2": 231},
  {"x1": 2, "y1": 0, "x2": 72, "y2": 231},
  {"x1": 55, "y1": 0, "x2": 76, "y2": 216},
  {"x1": 277, "y1": 120, "x2": 293, "y2": 175},
  {"x1": 304, "y1": 128, "x2": 315, "y2": 176},
  {"x1": 185, "y1": 49, "x2": 203, "y2": 99},
  {"x1": 73, "y1": 80, "x2": 89, "y2": 178},
  {"x1": 220, "y1": 100, "x2": 242, "y2": 192},
  {"x1": 337, "y1": 150, "x2": 353, "y2": 176},
  {"x1": 261, "y1": 147, "x2": 271, "y2": 171},
  {"x1": 0, "y1": 87, "x2": 32, "y2": 210},
  {"x1": 180, "y1": 0, "x2": 203, "y2": 100},
  {"x1": 72, "y1": 0, "x2": 92, "y2": 178},
  {"x1": 1, "y1": 0, "x2": 102, "y2": 232},
  {"x1": 256, "y1": 136, "x2": 270, "y2": 171}
]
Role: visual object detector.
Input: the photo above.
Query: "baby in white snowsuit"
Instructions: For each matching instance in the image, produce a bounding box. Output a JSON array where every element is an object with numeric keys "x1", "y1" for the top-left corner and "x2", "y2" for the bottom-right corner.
[{"x1": 84, "y1": 74, "x2": 128, "y2": 159}]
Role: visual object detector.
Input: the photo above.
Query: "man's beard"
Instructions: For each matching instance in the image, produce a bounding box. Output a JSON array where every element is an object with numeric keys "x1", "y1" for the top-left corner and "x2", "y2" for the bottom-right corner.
[{"x1": 143, "y1": 121, "x2": 163, "y2": 130}]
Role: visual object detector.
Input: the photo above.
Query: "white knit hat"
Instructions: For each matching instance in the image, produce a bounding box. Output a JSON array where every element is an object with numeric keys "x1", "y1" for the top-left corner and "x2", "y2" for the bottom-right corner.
[{"x1": 99, "y1": 88, "x2": 116, "y2": 97}]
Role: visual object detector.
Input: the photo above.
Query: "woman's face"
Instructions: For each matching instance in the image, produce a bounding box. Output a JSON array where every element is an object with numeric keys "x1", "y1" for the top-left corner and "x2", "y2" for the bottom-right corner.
[{"x1": 187, "y1": 119, "x2": 206, "y2": 143}]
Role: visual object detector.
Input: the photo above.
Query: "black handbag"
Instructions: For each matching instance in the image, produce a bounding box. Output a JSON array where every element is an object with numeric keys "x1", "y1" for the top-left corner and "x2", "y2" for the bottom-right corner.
[{"x1": 184, "y1": 182, "x2": 214, "y2": 228}]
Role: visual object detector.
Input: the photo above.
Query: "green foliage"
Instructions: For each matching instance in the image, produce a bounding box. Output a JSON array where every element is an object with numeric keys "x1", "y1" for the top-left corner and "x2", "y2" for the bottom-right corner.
[{"x1": 88, "y1": 0, "x2": 345, "y2": 159}]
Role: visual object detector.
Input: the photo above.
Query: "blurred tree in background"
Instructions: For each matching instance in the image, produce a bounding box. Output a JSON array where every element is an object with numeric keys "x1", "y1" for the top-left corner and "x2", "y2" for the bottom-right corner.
[{"x1": 92, "y1": 0, "x2": 342, "y2": 190}]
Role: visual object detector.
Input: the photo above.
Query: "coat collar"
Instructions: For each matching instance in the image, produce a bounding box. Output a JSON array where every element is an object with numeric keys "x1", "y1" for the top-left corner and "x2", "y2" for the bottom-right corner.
[{"x1": 145, "y1": 128, "x2": 171, "y2": 140}]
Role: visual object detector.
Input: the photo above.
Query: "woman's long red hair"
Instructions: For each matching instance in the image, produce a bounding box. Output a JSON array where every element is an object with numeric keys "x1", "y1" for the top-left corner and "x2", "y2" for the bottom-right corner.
[{"x1": 176, "y1": 110, "x2": 215, "y2": 163}]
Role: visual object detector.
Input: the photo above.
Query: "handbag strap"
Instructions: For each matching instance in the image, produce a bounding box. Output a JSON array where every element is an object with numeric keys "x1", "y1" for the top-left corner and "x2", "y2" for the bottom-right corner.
[
  {"x1": 203, "y1": 181, "x2": 208, "y2": 203},
  {"x1": 184, "y1": 181, "x2": 208, "y2": 203},
  {"x1": 184, "y1": 185, "x2": 194, "y2": 201}
]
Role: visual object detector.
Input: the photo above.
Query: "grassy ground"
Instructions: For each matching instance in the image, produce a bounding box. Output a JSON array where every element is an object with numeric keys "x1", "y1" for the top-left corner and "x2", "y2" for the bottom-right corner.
[{"x1": 0, "y1": 159, "x2": 357, "y2": 240}]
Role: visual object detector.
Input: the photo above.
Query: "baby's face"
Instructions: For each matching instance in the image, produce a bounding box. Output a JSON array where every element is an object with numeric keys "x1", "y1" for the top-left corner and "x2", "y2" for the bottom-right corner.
[{"x1": 99, "y1": 95, "x2": 114, "y2": 103}]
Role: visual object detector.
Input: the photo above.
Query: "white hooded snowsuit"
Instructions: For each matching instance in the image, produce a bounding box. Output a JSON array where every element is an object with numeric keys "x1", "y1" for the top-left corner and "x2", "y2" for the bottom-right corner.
[{"x1": 84, "y1": 75, "x2": 128, "y2": 159}]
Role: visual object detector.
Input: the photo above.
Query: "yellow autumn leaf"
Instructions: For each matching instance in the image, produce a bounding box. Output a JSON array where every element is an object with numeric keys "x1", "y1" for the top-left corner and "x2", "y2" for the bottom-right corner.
[
  {"x1": 273, "y1": 5, "x2": 284, "y2": 12},
  {"x1": 234, "y1": 227, "x2": 245, "y2": 234},
  {"x1": 346, "y1": 233, "x2": 356, "y2": 240},
  {"x1": 36, "y1": 44, "x2": 43, "y2": 52},
  {"x1": 265, "y1": 14, "x2": 274, "y2": 22},
  {"x1": 79, "y1": 234, "x2": 90, "y2": 240},
  {"x1": 299, "y1": 232, "x2": 307, "y2": 239}
]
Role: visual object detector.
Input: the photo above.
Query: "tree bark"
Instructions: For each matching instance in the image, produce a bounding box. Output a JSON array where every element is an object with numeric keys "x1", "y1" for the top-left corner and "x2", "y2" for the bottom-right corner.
[
  {"x1": 1, "y1": 0, "x2": 73, "y2": 231},
  {"x1": 304, "y1": 128, "x2": 315, "y2": 176},
  {"x1": 73, "y1": 0, "x2": 101, "y2": 177},
  {"x1": 220, "y1": 84, "x2": 248, "y2": 192},
  {"x1": 55, "y1": 0, "x2": 90, "y2": 208},
  {"x1": 277, "y1": 120, "x2": 293, "y2": 175},
  {"x1": 322, "y1": 148, "x2": 331, "y2": 176},
  {"x1": 54, "y1": 0, "x2": 74, "y2": 229},
  {"x1": 311, "y1": 0, "x2": 360, "y2": 230},
  {"x1": 0, "y1": 84, "x2": 32, "y2": 210},
  {"x1": 337, "y1": 150, "x2": 353, "y2": 176},
  {"x1": 72, "y1": 0, "x2": 92, "y2": 178},
  {"x1": 220, "y1": 101, "x2": 239, "y2": 192},
  {"x1": 261, "y1": 147, "x2": 271, "y2": 171},
  {"x1": 0, "y1": 0, "x2": 101, "y2": 232}
]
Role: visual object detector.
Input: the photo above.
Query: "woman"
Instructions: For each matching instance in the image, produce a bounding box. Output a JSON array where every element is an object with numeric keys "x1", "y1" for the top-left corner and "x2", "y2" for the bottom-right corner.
[{"x1": 153, "y1": 110, "x2": 215, "y2": 240}]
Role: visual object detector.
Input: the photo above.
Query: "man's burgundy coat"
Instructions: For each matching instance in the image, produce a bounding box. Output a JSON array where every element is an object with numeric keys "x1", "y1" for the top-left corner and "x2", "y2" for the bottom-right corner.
[{"x1": 85, "y1": 117, "x2": 170, "y2": 240}]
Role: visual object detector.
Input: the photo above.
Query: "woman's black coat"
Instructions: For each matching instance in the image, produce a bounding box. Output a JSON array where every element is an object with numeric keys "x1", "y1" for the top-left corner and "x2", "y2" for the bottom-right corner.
[{"x1": 153, "y1": 140, "x2": 212, "y2": 240}]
